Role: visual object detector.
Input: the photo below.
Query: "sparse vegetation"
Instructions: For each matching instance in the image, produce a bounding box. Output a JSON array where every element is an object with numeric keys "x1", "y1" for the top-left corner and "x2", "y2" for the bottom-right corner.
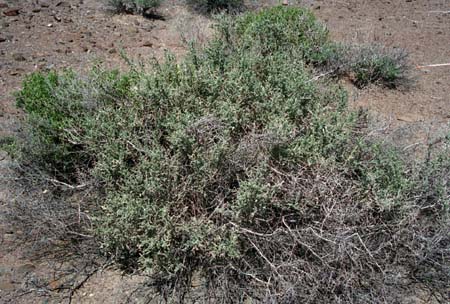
[
  {"x1": 10, "y1": 5, "x2": 448, "y2": 303},
  {"x1": 350, "y1": 45, "x2": 410, "y2": 88},
  {"x1": 187, "y1": 0, "x2": 244, "y2": 14},
  {"x1": 108, "y1": 0, "x2": 162, "y2": 14}
]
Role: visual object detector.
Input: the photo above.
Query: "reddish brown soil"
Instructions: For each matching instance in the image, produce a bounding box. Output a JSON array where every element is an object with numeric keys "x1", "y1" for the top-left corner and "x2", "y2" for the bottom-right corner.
[
  {"x1": 1, "y1": 0, "x2": 449, "y2": 303},
  {"x1": 312, "y1": 0, "x2": 450, "y2": 153}
]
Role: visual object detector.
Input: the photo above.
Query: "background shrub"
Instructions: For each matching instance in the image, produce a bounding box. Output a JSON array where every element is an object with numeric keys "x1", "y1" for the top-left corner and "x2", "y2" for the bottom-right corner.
[
  {"x1": 186, "y1": 0, "x2": 244, "y2": 14},
  {"x1": 232, "y1": 5, "x2": 328, "y2": 60},
  {"x1": 350, "y1": 45, "x2": 410, "y2": 88},
  {"x1": 108, "y1": 0, "x2": 162, "y2": 14},
  {"x1": 13, "y1": 5, "x2": 448, "y2": 303},
  {"x1": 316, "y1": 43, "x2": 410, "y2": 88}
]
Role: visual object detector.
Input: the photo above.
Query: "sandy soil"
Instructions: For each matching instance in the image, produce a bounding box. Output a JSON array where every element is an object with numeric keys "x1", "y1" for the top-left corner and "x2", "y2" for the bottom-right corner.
[{"x1": 1, "y1": 0, "x2": 449, "y2": 303}]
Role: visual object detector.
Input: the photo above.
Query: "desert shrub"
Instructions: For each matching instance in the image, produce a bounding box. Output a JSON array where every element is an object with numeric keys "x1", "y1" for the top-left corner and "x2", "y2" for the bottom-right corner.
[
  {"x1": 108, "y1": 0, "x2": 162, "y2": 14},
  {"x1": 187, "y1": 0, "x2": 244, "y2": 14},
  {"x1": 317, "y1": 43, "x2": 410, "y2": 88},
  {"x1": 220, "y1": 6, "x2": 410, "y2": 88},
  {"x1": 350, "y1": 45, "x2": 410, "y2": 88},
  {"x1": 15, "y1": 69, "x2": 137, "y2": 181},
  {"x1": 13, "y1": 5, "x2": 448, "y2": 303},
  {"x1": 231, "y1": 5, "x2": 329, "y2": 61}
]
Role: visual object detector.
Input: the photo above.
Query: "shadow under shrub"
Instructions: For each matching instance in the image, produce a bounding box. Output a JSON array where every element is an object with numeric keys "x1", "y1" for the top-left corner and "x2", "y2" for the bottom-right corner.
[{"x1": 13, "y1": 5, "x2": 449, "y2": 303}]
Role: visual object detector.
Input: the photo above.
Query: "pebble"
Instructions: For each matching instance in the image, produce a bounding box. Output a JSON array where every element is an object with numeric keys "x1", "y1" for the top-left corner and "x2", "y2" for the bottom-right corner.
[
  {"x1": 56, "y1": 1, "x2": 71, "y2": 8},
  {"x1": 12, "y1": 53, "x2": 26, "y2": 61},
  {"x1": 40, "y1": 1, "x2": 50, "y2": 8},
  {"x1": 0, "y1": 37, "x2": 5, "y2": 43},
  {"x1": 3, "y1": 8, "x2": 20, "y2": 16},
  {"x1": 48, "y1": 279, "x2": 61, "y2": 290}
]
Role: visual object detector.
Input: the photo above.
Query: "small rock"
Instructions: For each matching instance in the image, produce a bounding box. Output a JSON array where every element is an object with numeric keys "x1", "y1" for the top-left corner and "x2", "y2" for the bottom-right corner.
[
  {"x1": 47, "y1": 23, "x2": 53, "y2": 27},
  {"x1": 0, "y1": 3, "x2": 8, "y2": 8},
  {"x1": 0, "y1": 37, "x2": 5, "y2": 43},
  {"x1": 40, "y1": 1, "x2": 50, "y2": 8},
  {"x1": 3, "y1": 8, "x2": 20, "y2": 16},
  {"x1": 142, "y1": 41, "x2": 153, "y2": 47},
  {"x1": 32, "y1": 7, "x2": 41, "y2": 13},
  {"x1": 48, "y1": 279, "x2": 61, "y2": 290},
  {"x1": 2, "y1": 232, "x2": 15, "y2": 241},
  {"x1": 397, "y1": 115, "x2": 416, "y2": 122},
  {"x1": 108, "y1": 48, "x2": 117, "y2": 54},
  {"x1": 12, "y1": 53, "x2": 26, "y2": 61},
  {"x1": 54, "y1": 15, "x2": 61, "y2": 22},
  {"x1": 56, "y1": 1, "x2": 71, "y2": 7}
]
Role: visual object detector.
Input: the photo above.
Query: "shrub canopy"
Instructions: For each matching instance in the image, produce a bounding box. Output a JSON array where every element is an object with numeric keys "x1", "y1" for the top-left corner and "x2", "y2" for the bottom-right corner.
[{"x1": 15, "y1": 6, "x2": 449, "y2": 303}]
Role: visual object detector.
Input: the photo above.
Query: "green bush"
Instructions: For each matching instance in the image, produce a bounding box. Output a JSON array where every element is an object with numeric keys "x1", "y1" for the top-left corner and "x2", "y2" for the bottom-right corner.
[
  {"x1": 233, "y1": 5, "x2": 328, "y2": 60},
  {"x1": 108, "y1": 0, "x2": 162, "y2": 14},
  {"x1": 15, "y1": 69, "x2": 136, "y2": 180},
  {"x1": 187, "y1": 0, "x2": 244, "y2": 14},
  {"x1": 351, "y1": 45, "x2": 410, "y2": 88},
  {"x1": 14, "y1": 6, "x2": 448, "y2": 303},
  {"x1": 315, "y1": 43, "x2": 410, "y2": 88}
]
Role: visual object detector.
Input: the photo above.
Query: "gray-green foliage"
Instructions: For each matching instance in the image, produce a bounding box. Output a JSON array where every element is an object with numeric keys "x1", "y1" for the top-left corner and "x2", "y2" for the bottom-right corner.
[
  {"x1": 14, "y1": 6, "x2": 448, "y2": 303},
  {"x1": 187, "y1": 0, "x2": 244, "y2": 14},
  {"x1": 351, "y1": 45, "x2": 410, "y2": 88},
  {"x1": 318, "y1": 43, "x2": 411, "y2": 88},
  {"x1": 108, "y1": 0, "x2": 161, "y2": 14}
]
